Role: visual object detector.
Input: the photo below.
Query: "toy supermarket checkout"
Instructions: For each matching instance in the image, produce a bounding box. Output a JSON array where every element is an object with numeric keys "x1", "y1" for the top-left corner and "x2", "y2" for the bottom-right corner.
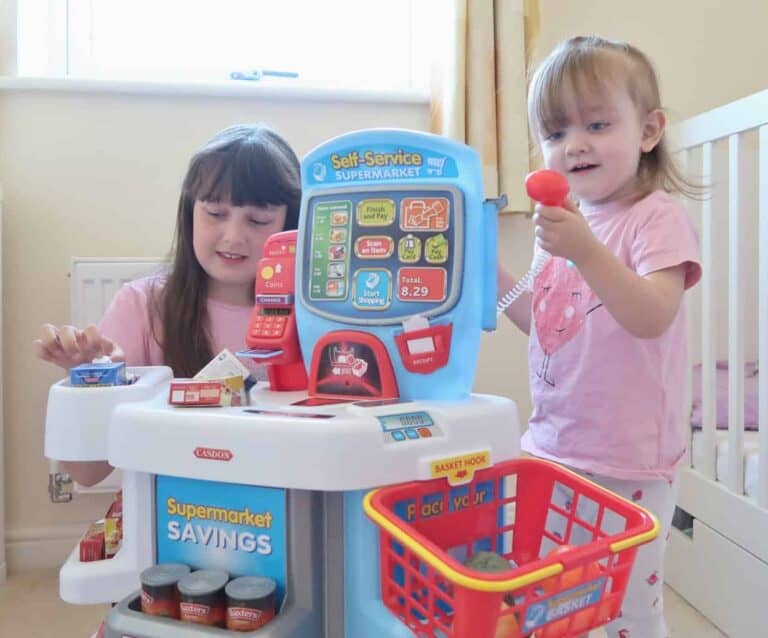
[{"x1": 44, "y1": 130, "x2": 656, "y2": 638}]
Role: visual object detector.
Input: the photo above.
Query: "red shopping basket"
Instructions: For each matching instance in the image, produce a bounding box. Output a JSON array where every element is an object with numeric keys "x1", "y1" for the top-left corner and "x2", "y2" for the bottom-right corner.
[{"x1": 363, "y1": 457, "x2": 659, "y2": 638}]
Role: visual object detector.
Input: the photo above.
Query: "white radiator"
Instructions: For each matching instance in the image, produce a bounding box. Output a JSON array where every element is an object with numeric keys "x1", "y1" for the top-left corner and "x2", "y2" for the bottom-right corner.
[{"x1": 65, "y1": 257, "x2": 165, "y2": 495}]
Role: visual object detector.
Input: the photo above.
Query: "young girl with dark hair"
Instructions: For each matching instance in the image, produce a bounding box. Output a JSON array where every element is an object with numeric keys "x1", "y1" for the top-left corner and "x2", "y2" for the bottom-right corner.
[{"x1": 34, "y1": 122, "x2": 301, "y2": 487}]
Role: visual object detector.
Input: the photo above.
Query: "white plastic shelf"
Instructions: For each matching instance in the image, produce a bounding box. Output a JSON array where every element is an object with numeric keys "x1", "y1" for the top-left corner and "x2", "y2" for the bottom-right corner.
[{"x1": 45, "y1": 366, "x2": 173, "y2": 461}]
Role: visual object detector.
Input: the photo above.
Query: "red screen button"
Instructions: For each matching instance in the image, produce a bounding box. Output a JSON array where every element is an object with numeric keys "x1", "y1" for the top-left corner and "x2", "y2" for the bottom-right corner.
[{"x1": 397, "y1": 268, "x2": 447, "y2": 302}]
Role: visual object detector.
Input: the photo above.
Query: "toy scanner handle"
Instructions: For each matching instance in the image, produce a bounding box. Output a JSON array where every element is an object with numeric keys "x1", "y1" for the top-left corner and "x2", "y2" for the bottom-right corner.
[{"x1": 495, "y1": 170, "x2": 570, "y2": 317}]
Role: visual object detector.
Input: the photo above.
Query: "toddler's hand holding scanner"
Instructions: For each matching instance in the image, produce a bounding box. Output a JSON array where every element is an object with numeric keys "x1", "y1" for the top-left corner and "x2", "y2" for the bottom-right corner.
[
  {"x1": 34, "y1": 324, "x2": 125, "y2": 369},
  {"x1": 528, "y1": 169, "x2": 599, "y2": 267}
]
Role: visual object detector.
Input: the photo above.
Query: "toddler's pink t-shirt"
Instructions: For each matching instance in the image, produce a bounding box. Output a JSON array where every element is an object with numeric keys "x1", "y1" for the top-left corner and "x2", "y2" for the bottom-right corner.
[
  {"x1": 522, "y1": 191, "x2": 702, "y2": 480},
  {"x1": 98, "y1": 275, "x2": 265, "y2": 378}
]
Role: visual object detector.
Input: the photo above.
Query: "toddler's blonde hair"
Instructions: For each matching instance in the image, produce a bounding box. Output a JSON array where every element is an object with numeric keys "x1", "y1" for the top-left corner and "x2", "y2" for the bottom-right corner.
[{"x1": 528, "y1": 35, "x2": 697, "y2": 198}]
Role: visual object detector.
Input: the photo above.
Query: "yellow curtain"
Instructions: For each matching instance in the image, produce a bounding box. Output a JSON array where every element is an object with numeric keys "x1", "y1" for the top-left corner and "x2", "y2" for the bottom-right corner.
[{"x1": 431, "y1": 0, "x2": 535, "y2": 213}]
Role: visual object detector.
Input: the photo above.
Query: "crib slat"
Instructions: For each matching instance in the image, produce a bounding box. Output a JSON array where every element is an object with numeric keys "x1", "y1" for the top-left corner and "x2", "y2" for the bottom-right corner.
[
  {"x1": 680, "y1": 149, "x2": 695, "y2": 466},
  {"x1": 758, "y1": 126, "x2": 768, "y2": 508},
  {"x1": 727, "y1": 134, "x2": 745, "y2": 495},
  {"x1": 700, "y1": 142, "x2": 717, "y2": 480}
]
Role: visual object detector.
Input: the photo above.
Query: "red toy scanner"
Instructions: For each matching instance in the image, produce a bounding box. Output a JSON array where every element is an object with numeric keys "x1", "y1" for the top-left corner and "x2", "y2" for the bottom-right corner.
[
  {"x1": 496, "y1": 169, "x2": 571, "y2": 316},
  {"x1": 525, "y1": 168, "x2": 570, "y2": 206},
  {"x1": 239, "y1": 230, "x2": 308, "y2": 391}
]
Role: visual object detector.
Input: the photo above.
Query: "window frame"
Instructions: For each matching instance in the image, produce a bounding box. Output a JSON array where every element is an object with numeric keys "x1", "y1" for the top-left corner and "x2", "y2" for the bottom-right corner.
[{"x1": 16, "y1": 0, "x2": 440, "y2": 94}]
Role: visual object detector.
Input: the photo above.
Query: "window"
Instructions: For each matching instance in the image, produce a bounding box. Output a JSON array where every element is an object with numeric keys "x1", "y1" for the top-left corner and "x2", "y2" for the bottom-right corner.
[{"x1": 17, "y1": 0, "x2": 446, "y2": 92}]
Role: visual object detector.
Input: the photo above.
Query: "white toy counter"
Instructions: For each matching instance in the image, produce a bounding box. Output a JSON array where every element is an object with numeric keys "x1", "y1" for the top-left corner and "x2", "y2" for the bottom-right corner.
[{"x1": 45, "y1": 367, "x2": 521, "y2": 637}]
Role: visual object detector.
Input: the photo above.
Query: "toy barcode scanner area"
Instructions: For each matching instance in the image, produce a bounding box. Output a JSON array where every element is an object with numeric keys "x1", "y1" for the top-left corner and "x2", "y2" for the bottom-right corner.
[{"x1": 44, "y1": 130, "x2": 658, "y2": 638}]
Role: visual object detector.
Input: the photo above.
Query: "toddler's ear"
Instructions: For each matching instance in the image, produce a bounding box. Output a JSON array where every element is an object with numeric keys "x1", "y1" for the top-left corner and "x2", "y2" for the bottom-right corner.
[{"x1": 641, "y1": 109, "x2": 666, "y2": 153}]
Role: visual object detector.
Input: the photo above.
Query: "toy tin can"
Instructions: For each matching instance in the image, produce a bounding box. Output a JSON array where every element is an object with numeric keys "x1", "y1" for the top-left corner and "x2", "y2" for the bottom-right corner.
[
  {"x1": 178, "y1": 569, "x2": 229, "y2": 627},
  {"x1": 139, "y1": 563, "x2": 190, "y2": 619},
  {"x1": 225, "y1": 576, "x2": 277, "y2": 631}
]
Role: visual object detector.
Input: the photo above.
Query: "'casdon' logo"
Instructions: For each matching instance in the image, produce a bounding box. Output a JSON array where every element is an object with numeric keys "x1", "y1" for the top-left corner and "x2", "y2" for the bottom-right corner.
[{"x1": 194, "y1": 447, "x2": 233, "y2": 461}]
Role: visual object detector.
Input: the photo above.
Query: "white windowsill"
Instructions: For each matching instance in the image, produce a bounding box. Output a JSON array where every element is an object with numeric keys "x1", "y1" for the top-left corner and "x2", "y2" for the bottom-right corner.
[{"x1": 0, "y1": 76, "x2": 430, "y2": 105}]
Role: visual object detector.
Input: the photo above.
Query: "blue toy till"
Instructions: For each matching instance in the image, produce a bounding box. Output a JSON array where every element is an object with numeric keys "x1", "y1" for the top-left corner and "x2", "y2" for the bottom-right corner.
[{"x1": 295, "y1": 129, "x2": 502, "y2": 400}]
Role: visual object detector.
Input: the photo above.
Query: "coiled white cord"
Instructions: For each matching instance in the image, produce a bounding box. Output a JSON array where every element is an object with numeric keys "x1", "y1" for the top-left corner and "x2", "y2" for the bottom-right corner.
[{"x1": 496, "y1": 249, "x2": 550, "y2": 317}]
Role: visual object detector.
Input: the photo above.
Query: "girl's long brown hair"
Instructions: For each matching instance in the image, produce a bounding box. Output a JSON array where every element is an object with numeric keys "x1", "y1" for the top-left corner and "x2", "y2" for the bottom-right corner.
[{"x1": 151, "y1": 124, "x2": 301, "y2": 376}]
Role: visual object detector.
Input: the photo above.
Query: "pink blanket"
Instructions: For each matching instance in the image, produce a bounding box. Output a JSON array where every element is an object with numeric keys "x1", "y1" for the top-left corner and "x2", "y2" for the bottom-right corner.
[{"x1": 690, "y1": 361, "x2": 759, "y2": 430}]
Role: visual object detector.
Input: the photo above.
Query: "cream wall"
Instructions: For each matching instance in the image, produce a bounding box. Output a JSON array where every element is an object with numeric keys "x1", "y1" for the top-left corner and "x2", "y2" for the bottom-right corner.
[
  {"x1": 536, "y1": 0, "x2": 768, "y2": 120},
  {"x1": 0, "y1": 88, "x2": 437, "y2": 568}
]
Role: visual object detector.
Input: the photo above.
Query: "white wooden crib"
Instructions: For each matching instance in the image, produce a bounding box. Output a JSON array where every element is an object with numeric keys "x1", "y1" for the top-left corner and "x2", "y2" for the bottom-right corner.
[{"x1": 665, "y1": 90, "x2": 768, "y2": 637}]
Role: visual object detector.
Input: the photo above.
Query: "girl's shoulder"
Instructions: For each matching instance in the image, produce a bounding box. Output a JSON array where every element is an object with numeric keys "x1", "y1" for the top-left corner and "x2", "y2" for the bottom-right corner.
[
  {"x1": 632, "y1": 189, "x2": 688, "y2": 217},
  {"x1": 121, "y1": 273, "x2": 167, "y2": 294},
  {"x1": 624, "y1": 190, "x2": 694, "y2": 235},
  {"x1": 110, "y1": 274, "x2": 167, "y2": 311}
]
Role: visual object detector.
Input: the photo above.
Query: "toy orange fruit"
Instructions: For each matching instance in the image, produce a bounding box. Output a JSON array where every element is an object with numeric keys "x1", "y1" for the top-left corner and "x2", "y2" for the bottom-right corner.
[
  {"x1": 495, "y1": 601, "x2": 520, "y2": 638},
  {"x1": 540, "y1": 545, "x2": 582, "y2": 594},
  {"x1": 537, "y1": 546, "x2": 605, "y2": 638}
]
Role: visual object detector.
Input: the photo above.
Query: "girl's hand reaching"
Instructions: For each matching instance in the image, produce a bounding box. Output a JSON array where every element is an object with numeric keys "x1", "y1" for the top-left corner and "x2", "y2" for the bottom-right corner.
[
  {"x1": 34, "y1": 324, "x2": 125, "y2": 370},
  {"x1": 533, "y1": 198, "x2": 600, "y2": 267}
]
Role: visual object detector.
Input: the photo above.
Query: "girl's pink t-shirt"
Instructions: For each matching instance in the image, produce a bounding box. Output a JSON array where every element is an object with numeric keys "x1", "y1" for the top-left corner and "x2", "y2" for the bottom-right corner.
[
  {"x1": 98, "y1": 275, "x2": 265, "y2": 379},
  {"x1": 522, "y1": 191, "x2": 702, "y2": 480}
]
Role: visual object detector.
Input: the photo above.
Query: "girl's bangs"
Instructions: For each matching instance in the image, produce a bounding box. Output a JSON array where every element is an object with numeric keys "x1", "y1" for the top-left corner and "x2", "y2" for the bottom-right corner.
[
  {"x1": 186, "y1": 143, "x2": 298, "y2": 207},
  {"x1": 531, "y1": 50, "x2": 625, "y2": 134}
]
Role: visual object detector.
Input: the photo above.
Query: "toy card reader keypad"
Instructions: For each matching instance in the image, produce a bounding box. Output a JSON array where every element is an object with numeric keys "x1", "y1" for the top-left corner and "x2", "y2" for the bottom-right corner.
[
  {"x1": 377, "y1": 411, "x2": 442, "y2": 443},
  {"x1": 250, "y1": 307, "x2": 291, "y2": 339}
]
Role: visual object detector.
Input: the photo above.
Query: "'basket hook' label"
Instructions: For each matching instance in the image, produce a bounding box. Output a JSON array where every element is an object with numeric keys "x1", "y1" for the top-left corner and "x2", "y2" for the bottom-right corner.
[{"x1": 429, "y1": 450, "x2": 491, "y2": 485}]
